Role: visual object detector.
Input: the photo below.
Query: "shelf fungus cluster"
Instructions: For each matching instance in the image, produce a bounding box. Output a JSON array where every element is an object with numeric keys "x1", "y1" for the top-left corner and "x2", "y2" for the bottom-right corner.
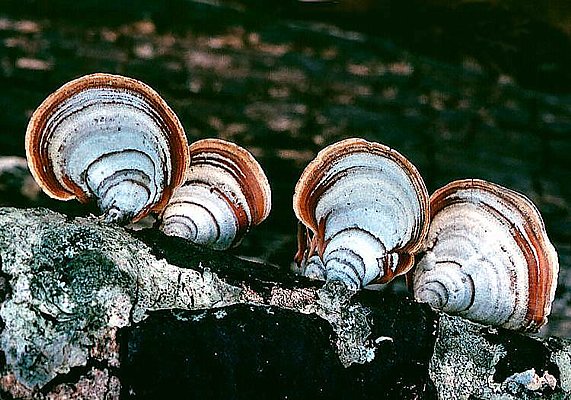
[
  {"x1": 293, "y1": 138, "x2": 430, "y2": 289},
  {"x1": 411, "y1": 179, "x2": 559, "y2": 332},
  {"x1": 159, "y1": 138, "x2": 271, "y2": 250},
  {"x1": 25, "y1": 73, "x2": 271, "y2": 248},
  {"x1": 25, "y1": 73, "x2": 189, "y2": 223},
  {"x1": 24, "y1": 73, "x2": 560, "y2": 333},
  {"x1": 293, "y1": 139, "x2": 559, "y2": 332}
]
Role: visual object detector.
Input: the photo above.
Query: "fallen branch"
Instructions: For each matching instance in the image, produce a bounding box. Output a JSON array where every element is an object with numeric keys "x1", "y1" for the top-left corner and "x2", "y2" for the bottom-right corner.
[{"x1": 0, "y1": 207, "x2": 568, "y2": 399}]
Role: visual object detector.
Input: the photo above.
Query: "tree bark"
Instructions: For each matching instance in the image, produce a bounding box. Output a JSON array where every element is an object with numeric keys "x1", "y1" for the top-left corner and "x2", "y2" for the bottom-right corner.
[{"x1": 0, "y1": 207, "x2": 569, "y2": 399}]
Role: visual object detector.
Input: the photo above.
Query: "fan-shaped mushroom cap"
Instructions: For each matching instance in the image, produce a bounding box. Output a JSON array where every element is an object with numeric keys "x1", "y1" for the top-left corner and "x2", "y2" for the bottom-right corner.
[
  {"x1": 25, "y1": 73, "x2": 189, "y2": 223},
  {"x1": 293, "y1": 138, "x2": 430, "y2": 288},
  {"x1": 160, "y1": 138, "x2": 271, "y2": 250},
  {"x1": 413, "y1": 179, "x2": 559, "y2": 332}
]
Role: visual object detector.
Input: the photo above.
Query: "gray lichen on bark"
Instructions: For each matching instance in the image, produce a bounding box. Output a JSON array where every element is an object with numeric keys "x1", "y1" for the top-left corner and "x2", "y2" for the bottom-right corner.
[
  {"x1": 551, "y1": 342, "x2": 571, "y2": 392},
  {"x1": 430, "y1": 314, "x2": 571, "y2": 400},
  {"x1": 0, "y1": 208, "x2": 241, "y2": 388},
  {"x1": 0, "y1": 207, "x2": 375, "y2": 390},
  {"x1": 312, "y1": 280, "x2": 376, "y2": 366},
  {"x1": 0, "y1": 209, "x2": 135, "y2": 388}
]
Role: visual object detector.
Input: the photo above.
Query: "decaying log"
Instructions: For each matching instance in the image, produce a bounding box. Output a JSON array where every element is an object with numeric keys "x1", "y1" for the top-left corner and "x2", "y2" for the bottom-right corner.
[{"x1": 0, "y1": 207, "x2": 569, "y2": 399}]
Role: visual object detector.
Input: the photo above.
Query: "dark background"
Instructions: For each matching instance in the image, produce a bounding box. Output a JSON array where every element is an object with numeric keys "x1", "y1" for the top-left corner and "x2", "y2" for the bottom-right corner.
[{"x1": 0, "y1": 0, "x2": 569, "y2": 336}]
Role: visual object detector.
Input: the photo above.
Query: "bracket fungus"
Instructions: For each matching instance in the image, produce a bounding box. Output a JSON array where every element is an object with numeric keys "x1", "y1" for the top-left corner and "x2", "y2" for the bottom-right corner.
[
  {"x1": 159, "y1": 138, "x2": 271, "y2": 250},
  {"x1": 412, "y1": 179, "x2": 559, "y2": 332},
  {"x1": 293, "y1": 138, "x2": 430, "y2": 289},
  {"x1": 25, "y1": 73, "x2": 189, "y2": 223}
]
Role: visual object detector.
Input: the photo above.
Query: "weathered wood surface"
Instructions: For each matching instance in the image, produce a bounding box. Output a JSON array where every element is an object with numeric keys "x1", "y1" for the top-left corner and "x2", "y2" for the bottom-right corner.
[
  {"x1": 0, "y1": 207, "x2": 570, "y2": 400},
  {"x1": 0, "y1": 207, "x2": 438, "y2": 399}
]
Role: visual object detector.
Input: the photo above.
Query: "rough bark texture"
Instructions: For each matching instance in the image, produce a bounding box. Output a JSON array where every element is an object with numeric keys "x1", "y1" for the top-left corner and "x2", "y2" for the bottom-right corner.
[
  {"x1": 430, "y1": 315, "x2": 571, "y2": 399},
  {"x1": 0, "y1": 207, "x2": 569, "y2": 399}
]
